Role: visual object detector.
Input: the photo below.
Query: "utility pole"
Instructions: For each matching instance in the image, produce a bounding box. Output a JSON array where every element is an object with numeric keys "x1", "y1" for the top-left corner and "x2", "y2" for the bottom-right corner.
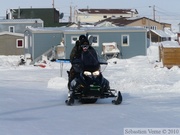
[
  {"x1": 52, "y1": 0, "x2": 54, "y2": 8},
  {"x1": 178, "y1": 23, "x2": 180, "y2": 33},
  {"x1": 153, "y1": 5, "x2": 155, "y2": 20},
  {"x1": 149, "y1": 5, "x2": 156, "y2": 20},
  {"x1": 69, "y1": 5, "x2": 72, "y2": 22}
]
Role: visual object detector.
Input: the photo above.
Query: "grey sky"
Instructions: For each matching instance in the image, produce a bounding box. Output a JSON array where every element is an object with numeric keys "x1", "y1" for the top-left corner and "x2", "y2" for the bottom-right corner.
[{"x1": 1, "y1": 0, "x2": 180, "y2": 31}]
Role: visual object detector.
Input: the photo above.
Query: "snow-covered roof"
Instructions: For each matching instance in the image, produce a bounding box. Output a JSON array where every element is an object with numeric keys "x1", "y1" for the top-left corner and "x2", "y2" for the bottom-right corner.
[
  {"x1": 161, "y1": 41, "x2": 180, "y2": 47},
  {"x1": 0, "y1": 18, "x2": 43, "y2": 24},
  {"x1": 164, "y1": 27, "x2": 177, "y2": 40},
  {"x1": 0, "y1": 31, "x2": 24, "y2": 37},
  {"x1": 151, "y1": 30, "x2": 170, "y2": 37},
  {"x1": 27, "y1": 26, "x2": 146, "y2": 34},
  {"x1": 102, "y1": 42, "x2": 117, "y2": 46},
  {"x1": 77, "y1": 9, "x2": 138, "y2": 14},
  {"x1": 96, "y1": 21, "x2": 117, "y2": 27}
]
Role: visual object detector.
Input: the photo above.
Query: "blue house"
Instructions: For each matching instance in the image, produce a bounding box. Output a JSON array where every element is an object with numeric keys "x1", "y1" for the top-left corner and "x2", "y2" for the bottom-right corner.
[
  {"x1": 0, "y1": 19, "x2": 43, "y2": 33},
  {"x1": 24, "y1": 27, "x2": 147, "y2": 63}
]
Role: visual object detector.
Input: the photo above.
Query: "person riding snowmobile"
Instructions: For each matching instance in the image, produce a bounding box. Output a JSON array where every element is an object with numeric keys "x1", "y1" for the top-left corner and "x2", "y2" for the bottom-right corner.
[{"x1": 67, "y1": 37, "x2": 110, "y2": 104}]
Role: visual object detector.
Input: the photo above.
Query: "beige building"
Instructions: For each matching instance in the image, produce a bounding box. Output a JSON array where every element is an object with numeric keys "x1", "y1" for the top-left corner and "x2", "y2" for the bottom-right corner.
[
  {"x1": 74, "y1": 9, "x2": 139, "y2": 23},
  {"x1": 95, "y1": 17, "x2": 172, "y2": 42},
  {"x1": 95, "y1": 17, "x2": 171, "y2": 30},
  {"x1": 0, "y1": 32, "x2": 24, "y2": 55}
]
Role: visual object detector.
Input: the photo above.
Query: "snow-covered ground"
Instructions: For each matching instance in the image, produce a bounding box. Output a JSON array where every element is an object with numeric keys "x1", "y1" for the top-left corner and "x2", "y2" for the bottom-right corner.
[{"x1": 0, "y1": 44, "x2": 180, "y2": 135}]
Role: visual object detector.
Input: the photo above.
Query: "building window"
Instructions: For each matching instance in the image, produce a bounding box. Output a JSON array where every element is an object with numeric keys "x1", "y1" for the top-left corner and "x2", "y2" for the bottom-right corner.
[
  {"x1": 121, "y1": 35, "x2": 129, "y2": 46},
  {"x1": 103, "y1": 15, "x2": 107, "y2": 18},
  {"x1": 16, "y1": 39, "x2": 24, "y2": 48},
  {"x1": 145, "y1": 26, "x2": 157, "y2": 30},
  {"x1": 71, "y1": 36, "x2": 79, "y2": 44},
  {"x1": 91, "y1": 35, "x2": 99, "y2": 46},
  {"x1": 9, "y1": 26, "x2": 15, "y2": 33},
  {"x1": 151, "y1": 26, "x2": 157, "y2": 30},
  {"x1": 144, "y1": 26, "x2": 148, "y2": 29}
]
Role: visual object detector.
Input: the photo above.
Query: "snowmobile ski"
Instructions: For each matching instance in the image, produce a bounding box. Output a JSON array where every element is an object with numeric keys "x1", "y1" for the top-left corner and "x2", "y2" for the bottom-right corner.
[{"x1": 112, "y1": 91, "x2": 122, "y2": 105}]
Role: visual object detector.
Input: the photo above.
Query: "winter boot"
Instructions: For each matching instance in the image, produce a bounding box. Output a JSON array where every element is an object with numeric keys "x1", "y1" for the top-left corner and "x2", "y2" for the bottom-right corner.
[{"x1": 65, "y1": 89, "x2": 74, "y2": 105}]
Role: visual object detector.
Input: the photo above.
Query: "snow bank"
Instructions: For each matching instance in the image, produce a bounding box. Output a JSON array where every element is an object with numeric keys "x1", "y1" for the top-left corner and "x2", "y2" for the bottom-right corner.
[
  {"x1": 0, "y1": 55, "x2": 20, "y2": 69},
  {"x1": 47, "y1": 77, "x2": 68, "y2": 90},
  {"x1": 161, "y1": 41, "x2": 180, "y2": 47}
]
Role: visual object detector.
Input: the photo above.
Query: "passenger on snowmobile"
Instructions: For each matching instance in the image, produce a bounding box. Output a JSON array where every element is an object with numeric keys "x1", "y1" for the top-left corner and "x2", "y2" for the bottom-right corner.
[{"x1": 68, "y1": 35, "x2": 87, "y2": 88}]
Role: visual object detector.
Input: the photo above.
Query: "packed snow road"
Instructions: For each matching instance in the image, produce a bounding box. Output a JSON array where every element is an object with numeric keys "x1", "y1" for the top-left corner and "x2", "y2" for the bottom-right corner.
[{"x1": 0, "y1": 60, "x2": 180, "y2": 135}]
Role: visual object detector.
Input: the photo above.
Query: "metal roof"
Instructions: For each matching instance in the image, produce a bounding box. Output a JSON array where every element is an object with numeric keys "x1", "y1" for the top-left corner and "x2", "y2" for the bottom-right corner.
[{"x1": 151, "y1": 30, "x2": 170, "y2": 37}]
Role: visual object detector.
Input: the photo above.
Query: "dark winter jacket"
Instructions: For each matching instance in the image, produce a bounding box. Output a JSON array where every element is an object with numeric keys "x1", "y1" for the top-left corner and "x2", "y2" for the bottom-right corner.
[
  {"x1": 70, "y1": 40, "x2": 82, "y2": 63},
  {"x1": 70, "y1": 35, "x2": 87, "y2": 63},
  {"x1": 81, "y1": 46, "x2": 100, "y2": 72},
  {"x1": 70, "y1": 36, "x2": 99, "y2": 72}
]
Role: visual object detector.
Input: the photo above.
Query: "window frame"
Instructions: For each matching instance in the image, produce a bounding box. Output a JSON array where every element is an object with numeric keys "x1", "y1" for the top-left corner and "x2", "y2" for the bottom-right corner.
[
  {"x1": 71, "y1": 36, "x2": 79, "y2": 44},
  {"x1": 91, "y1": 35, "x2": 99, "y2": 47},
  {"x1": 16, "y1": 39, "x2": 24, "y2": 48},
  {"x1": 121, "y1": 35, "x2": 129, "y2": 46},
  {"x1": 103, "y1": 15, "x2": 107, "y2": 18},
  {"x1": 9, "y1": 26, "x2": 15, "y2": 33}
]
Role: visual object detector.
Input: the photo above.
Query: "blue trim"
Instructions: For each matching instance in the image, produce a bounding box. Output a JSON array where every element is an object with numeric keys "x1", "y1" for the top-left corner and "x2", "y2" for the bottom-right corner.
[{"x1": 56, "y1": 59, "x2": 70, "y2": 63}]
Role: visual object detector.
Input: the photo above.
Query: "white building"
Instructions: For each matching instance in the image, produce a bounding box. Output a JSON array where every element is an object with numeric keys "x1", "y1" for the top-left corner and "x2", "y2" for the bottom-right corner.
[{"x1": 74, "y1": 9, "x2": 139, "y2": 23}]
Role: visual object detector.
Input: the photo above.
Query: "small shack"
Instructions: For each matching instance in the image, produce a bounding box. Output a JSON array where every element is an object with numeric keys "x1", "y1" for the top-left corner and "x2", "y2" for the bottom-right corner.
[
  {"x1": 159, "y1": 41, "x2": 180, "y2": 68},
  {"x1": 0, "y1": 32, "x2": 24, "y2": 55},
  {"x1": 160, "y1": 46, "x2": 180, "y2": 68}
]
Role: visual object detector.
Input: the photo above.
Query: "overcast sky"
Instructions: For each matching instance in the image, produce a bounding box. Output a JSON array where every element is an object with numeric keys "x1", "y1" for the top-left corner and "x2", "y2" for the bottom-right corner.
[{"x1": 1, "y1": 0, "x2": 180, "y2": 30}]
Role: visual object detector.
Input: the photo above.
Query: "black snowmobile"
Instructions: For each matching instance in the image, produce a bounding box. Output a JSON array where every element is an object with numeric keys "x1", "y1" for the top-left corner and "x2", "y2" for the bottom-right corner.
[{"x1": 65, "y1": 61, "x2": 122, "y2": 105}]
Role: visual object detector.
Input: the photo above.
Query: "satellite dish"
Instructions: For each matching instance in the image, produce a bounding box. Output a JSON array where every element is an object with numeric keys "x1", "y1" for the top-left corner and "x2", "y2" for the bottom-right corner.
[{"x1": 59, "y1": 13, "x2": 64, "y2": 19}]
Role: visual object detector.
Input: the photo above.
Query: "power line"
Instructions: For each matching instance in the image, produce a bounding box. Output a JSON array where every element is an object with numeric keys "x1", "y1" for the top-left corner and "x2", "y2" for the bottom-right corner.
[{"x1": 155, "y1": 6, "x2": 180, "y2": 16}]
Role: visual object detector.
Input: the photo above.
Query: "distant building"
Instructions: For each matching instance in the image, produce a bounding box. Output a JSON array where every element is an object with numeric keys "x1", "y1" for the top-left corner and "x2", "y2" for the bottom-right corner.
[
  {"x1": 8, "y1": 8, "x2": 69, "y2": 27},
  {"x1": 0, "y1": 19, "x2": 43, "y2": 33},
  {"x1": 95, "y1": 16, "x2": 172, "y2": 42},
  {"x1": 75, "y1": 9, "x2": 138, "y2": 23},
  {"x1": 0, "y1": 18, "x2": 44, "y2": 55},
  {"x1": 95, "y1": 17, "x2": 171, "y2": 30}
]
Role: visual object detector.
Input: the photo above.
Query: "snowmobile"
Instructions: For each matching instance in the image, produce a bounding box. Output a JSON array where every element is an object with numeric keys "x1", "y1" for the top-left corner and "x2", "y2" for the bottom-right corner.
[{"x1": 65, "y1": 61, "x2": 122, "y2": 106}]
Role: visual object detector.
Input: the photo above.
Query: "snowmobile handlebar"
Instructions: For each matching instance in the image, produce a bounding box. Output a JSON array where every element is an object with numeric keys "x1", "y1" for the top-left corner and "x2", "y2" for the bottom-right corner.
[
  {"x1": 56, "y1": 58, "x2": 108, "y2": 65},
  {"x1": 71, "y1": 60, "x2": 108, "y2": 65},
  {"x1": 99, "y1": 61, "x2": 108, "y2": 65}
]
